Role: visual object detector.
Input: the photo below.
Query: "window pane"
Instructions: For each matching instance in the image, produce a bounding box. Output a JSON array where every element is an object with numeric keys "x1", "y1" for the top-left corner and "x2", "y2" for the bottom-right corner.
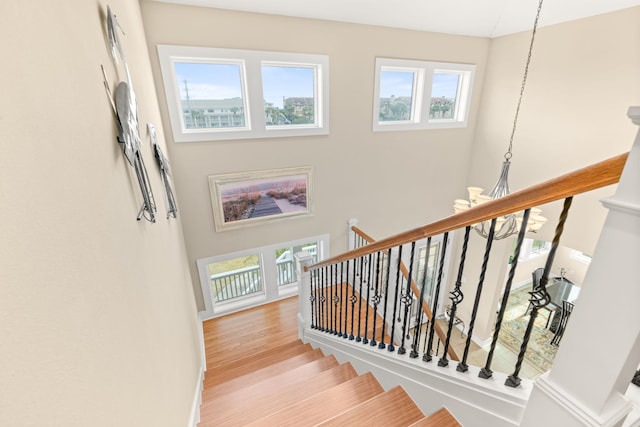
[
  {"x1": 430, "y1": 72, "x2": 460, "y2": 120},
  {"x1": 413, "y1": 242, "x2": 440, "y2": 307},
  {"x1": 379, "y1": 70, "x2": 414, "y2": 122},
  {"x1": 174, "y1": 62, "x2": 246, "y2": 130},
  {"x1": 275, "y1": 242, "x2": 318, "y2": 286},
  {"x1": 262, "y1": 65, "x2": 315, "y2": 127},
  {"x1": 208, "y1": 255, "x2": 262, "y2": 303}
]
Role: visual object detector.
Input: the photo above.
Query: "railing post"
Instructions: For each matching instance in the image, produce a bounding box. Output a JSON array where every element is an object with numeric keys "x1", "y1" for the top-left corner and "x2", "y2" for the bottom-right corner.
[
  {"x1": 295, "y1": 251, "x2": 315, "y2": 343},
  {"x1": 520, "y1": 107, "x2": 640, "y2": 426},
  {"x1": 348, "y1": 218, "x2": 359, "y2": 250}
]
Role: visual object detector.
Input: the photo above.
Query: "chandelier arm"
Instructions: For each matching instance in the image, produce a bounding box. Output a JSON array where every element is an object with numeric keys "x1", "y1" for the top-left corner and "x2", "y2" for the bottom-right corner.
[{"x1": 505, "y1": 0, "x2": 544, "y2": 160}]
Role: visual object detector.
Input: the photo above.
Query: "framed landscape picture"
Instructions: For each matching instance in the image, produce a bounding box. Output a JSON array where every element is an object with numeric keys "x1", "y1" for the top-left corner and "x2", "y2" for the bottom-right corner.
[{"x1": 209, "y1": 166, "x2": 312, "y2": 231}]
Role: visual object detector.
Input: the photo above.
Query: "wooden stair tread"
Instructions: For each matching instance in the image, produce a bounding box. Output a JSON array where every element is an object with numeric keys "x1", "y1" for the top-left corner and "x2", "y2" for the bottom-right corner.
[
  {"x1": 200, "y1": 363, "x2": 358, "y2": 426},
  {"x1": 201, "y1": 355, "x2": 339, "y2": 412},
  {"x1": 317, "y1": 386, "x2": 425, "y2": 426},
  {"x1": 207, "y1": 339, "x2": 306, "y2": 376},
  {"x1": 246, "y1": 372, "x2": 384, "y2": 427},
  {"x1": 409, "y1": 408, "x2": 462, "y2": 427},
  {"x1": 204, "y1": 347, "x2": 323, "y2": 393}
]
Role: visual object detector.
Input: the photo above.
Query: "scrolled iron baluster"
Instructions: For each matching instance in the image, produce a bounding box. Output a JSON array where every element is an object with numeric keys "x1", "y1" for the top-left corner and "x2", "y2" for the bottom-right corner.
[
  {"x1": 425, "y1": 232, "x2": 449, "y2": 362},
  {"x1": 439, "y1": 227, "x2": 469, "y2": 367},
  {"x1": 370, "y1": 252, "x2": 382, "y2": 347},
  {"x1": 356, "y1": 253, "x2": 366, "y2": 342},
  {"x1": 325, "y1": 266, "x2": 331, "y2": 333},
  {"x1": 411, "y1": 238, "x2": 432, "y2": 358},
  {"x1": 398, "y1": 242, "x2": 416, "y2": 355},
  {"x1": 349, "y1": 257, "x2": 358, "y2": 340},
  {"x1": 378, "y1": 248, "x2": 392, "y2": 350},
  {"x1": 457, "y1": 218, "x2": 498, "y2": 373},
  {"x1": 362, "y1": 253, "x2": 373, "y2": 344},
  {"x1": 332, "y1": 264, "x2": 340, "y2": 335},
  {"x1": 310, "y1": 269, "x2": 317, "y2": 329},
  {"x1": 507, "y1": 197, "x2": 573, "y2": 387},
  {"x1": 480, "y1": 210, "x2": 530, "y2": 378},
  {"x1": 388, "y1": 245, "x2": 404, "y2": 352},
  {"x1": 343, "y1": 261, "x2": 350, "y2": 339},
  {"x1": 338, "y1": 262, "x2": 344, "y2": 337}
]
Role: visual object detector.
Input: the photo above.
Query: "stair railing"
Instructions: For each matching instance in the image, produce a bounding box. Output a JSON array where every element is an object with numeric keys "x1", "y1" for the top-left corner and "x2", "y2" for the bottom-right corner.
[
  {"x1": 302, "y1": 152, "x2": 628, "y2": 388},
  {"x1": 351, "y1": 225, "x2": 459, "y2": 362}
]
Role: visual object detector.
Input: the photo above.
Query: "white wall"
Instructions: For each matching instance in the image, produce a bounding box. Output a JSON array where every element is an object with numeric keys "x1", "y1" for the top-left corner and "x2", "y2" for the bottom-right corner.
[
  {"x1": 140, "y1": 1, "x2": 491, "y2": 311},
  {"x1": 0, "y1": 1, "x2": 201, "y2": 425}
]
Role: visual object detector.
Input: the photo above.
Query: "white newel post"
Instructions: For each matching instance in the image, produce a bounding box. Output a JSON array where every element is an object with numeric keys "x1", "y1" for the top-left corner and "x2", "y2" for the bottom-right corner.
[
  {"x1": 521, "y1": 107, "x2": 640, "y2": 426},
  {"x1": 295, "y1": 251, "x2": 315, "y2": 343},
  {"x1": 348, "y1": 218, "x2": 359, "y2": 250}
]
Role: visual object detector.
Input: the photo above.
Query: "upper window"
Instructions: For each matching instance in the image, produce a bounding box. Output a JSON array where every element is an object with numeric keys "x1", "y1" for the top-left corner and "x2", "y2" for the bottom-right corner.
[
  {"x1": 373, "y1": 58, "x2": 474, "y2": 132},
  {"x1": 158, "y1": 45, "x2": 329, "y2": 142}
]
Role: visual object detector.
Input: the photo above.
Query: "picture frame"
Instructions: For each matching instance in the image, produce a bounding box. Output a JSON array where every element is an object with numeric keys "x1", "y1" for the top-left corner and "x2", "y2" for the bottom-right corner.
[{"x1": 208, "y1": 166, "x2": 312, "y2": 231}]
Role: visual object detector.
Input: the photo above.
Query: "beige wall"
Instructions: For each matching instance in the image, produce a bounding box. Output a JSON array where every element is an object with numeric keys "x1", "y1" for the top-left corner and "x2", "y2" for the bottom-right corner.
[
  {"x1": 469, "y1": 7, "x2": 640, "y2": 255},
  {"x1": 0, "y1": 1, "x2": 201, "y2": 425},
  {"x1": 140, "y1": 1, "x2": 491, "y2": 310},
  {"x1": 448, "y1": 7, "x2": 640, "y2": 342}
]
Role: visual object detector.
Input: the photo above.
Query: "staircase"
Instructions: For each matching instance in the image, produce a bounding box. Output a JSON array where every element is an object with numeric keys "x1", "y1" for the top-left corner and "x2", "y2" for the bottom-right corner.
[{"x1": 198, "y1": 338, "x2": 460, "y2": 426}]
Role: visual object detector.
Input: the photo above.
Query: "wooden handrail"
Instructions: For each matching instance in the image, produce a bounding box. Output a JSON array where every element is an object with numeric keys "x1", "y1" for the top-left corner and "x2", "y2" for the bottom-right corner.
[
  {"x1": 351, "y1": 225, "x2": 376, "y2": 244},
  {"x1": 308, "y1": 152, "x2": 628, "y2": 271},
  {"x1": 351, "y1": 226, "x2": 459, "y2": 361}
]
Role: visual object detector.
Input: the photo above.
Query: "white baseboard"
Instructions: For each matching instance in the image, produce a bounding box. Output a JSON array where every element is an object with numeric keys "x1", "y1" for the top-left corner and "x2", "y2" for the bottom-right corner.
[{"x1": 188, "y1": 367, "x2": 204, "y2": 427}]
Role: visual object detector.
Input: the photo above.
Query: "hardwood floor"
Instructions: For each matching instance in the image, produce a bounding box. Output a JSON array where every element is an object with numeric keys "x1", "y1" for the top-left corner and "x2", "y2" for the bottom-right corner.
[{"x1": 199, "y1": 296, "x2": 461, "y2": 426}]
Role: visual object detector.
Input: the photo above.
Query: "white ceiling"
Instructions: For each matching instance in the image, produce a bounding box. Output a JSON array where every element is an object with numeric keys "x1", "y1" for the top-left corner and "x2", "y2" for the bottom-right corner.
[{"x1": 152, "y1": 0, "x2": 640, "y2": 37}]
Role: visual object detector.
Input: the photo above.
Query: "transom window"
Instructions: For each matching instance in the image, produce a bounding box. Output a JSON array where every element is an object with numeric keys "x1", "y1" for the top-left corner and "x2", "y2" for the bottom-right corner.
[
  {"x1": 158, "y1": 45, "x2": 329, "y2": 142},
  {"x1": 373, "y1": 58, "x2": 475, "y2": 132}
]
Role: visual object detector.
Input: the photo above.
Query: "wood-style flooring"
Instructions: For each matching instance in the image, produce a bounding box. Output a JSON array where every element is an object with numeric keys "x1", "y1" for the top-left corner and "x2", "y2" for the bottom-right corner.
[{"x1": 199, "y1": 296, "x2": 461, "y2": 426}]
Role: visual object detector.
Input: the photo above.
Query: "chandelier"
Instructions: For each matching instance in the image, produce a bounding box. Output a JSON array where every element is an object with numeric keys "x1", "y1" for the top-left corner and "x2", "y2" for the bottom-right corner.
[{"x1": 454, "y1": 0, "x2": 547, "y2": 240}]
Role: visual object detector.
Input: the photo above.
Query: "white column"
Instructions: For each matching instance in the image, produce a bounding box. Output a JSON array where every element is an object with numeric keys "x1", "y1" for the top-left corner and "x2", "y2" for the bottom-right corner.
[
  {"x1": 521, "y1": 107, "x2": 640, "y2": 426},
  {"x1": 295, "y1": 251, "x2": 315, "y2": 343}
]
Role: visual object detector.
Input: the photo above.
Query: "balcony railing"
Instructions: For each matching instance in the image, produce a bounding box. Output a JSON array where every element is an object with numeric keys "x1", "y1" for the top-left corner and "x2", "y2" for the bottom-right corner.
[{"x1": 210, "y1": 265, "x2": 262, "y2": 303}]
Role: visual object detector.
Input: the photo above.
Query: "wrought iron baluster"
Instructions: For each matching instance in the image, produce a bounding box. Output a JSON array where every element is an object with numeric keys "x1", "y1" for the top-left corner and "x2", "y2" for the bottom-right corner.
[
  {"x1": 338, "y1": 262, "x2": 344, "y2": 337},
  {"x1": 370, "y1": 252, "x2": 382, "y2": 347},
  {"x1": 426, "y1": 232, "x2": 449, "y2": 362},
  {"x1": 388, "y1": 245, "x2": 404, "y2": 352},
  {"x1": 507, "y1": 197, "x2": 573, "y2": 387},
  {"x1": 439, "y1": 227, "x2": 470, "y2": 367},
  {"x1": 632, "y1": 370, "x2": 640, "y2": 387},
  {"x1": 398, "y1": 242, "x2": 417, "y2": 355},
  {"x1": 323, "y1": 266, "x2": 329, "y2": 332},
  {"x1": 349, "y1": 257, "x2": 358, "y2": 340},
  {"x1": 333, "y1": 264, "x2": 340, "y2": 335},
  {"x1": 412, "y1": 237, "x2": 432, "y2": 359},
  {"x1": 379, "y1": 248, "x2": 392, "y2": 349},
  {"x1": 480, "y1": 210, "x2": 530, "y2": 378},
  {"x1": 310, "y1": 269, "x2": 317, "y2": 329},
  {"x1": 343, "y1": 261, "x2": 350, "y2": 339},
  {"x1": 422, "y1": 319, "x2": 430, "y2": 354},
  {"x1": 362, "y1": 254, "x2": 374, "y2": 344},
  {"x1": 458, "y1": 218, "x2": 498, "y2": 373},
  {"x1": 356, "y1": 254, "x2": 365, "y2": 342}
]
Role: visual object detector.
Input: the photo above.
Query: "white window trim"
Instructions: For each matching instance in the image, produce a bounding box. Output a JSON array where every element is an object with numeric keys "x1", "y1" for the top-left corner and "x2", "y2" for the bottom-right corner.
[
  {"x1": 372, "y1": 58, "x2": 475, "y2": 132},
  {"x1": 197, "y1": 234, "x2": 329, "y2": 320},
  {"x1": 158, "y1": 45, "x2": 329, "y2": 142}
]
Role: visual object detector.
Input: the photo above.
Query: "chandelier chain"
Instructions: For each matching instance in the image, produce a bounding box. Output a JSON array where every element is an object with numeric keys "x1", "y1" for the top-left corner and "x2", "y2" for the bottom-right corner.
[{"x1": 506, "y1": 0, "x2": 544, "y2": 161}]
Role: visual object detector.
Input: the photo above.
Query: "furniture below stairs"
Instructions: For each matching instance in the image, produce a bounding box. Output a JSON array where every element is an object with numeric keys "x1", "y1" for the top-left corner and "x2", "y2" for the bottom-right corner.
[{"x1": 198, "y1": 339, "x2": 461, "y2": 426}]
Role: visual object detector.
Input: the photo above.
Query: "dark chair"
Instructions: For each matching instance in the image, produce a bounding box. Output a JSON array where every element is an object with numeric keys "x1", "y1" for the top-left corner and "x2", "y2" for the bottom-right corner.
[{"x1": 551, "y1": 300, "x2": 574, "y2": 346}]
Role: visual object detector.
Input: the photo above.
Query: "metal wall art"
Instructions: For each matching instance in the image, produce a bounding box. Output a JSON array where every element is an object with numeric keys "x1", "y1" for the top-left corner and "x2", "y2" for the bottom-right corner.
[
  {"x1": 148, "y1": 123, "x2": 177, "y2": 219},
  {"x1": 102, "y1": 5, "x2": 156, "y2": 222}
]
